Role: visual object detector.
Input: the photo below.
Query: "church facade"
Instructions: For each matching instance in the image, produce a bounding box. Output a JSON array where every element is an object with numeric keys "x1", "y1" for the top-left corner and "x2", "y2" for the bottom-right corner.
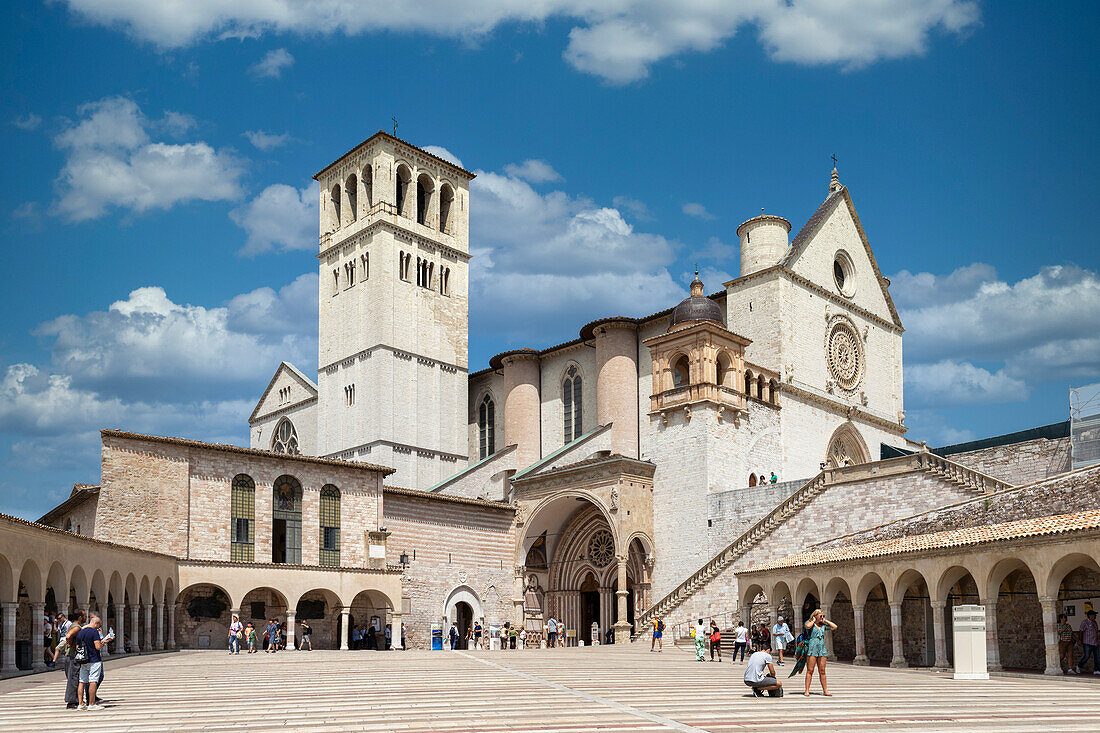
[{"x1": 17, "y1": 131, "x2": 1089, "y2": 666}]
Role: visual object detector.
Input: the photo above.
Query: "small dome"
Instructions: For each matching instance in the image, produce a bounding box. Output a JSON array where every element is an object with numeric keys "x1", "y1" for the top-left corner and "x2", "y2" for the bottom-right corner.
[{"x1": 669, "y1": 274, "x2": 725, "y2": 329}]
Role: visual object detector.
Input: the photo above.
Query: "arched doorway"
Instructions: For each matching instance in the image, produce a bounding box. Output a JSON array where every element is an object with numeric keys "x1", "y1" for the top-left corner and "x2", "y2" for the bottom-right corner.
[
  {"x1": 579, "y1": 573, "x2": 600, "y2": 643},
  {"x1": 455, "y1": 602, "x2": 473, "y2": 649}
]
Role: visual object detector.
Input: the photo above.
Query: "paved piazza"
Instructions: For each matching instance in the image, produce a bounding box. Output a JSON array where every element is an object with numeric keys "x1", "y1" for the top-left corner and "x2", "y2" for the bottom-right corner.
[{"x1": 1, "y1": 646, "x2": 1098, "y2": 732}]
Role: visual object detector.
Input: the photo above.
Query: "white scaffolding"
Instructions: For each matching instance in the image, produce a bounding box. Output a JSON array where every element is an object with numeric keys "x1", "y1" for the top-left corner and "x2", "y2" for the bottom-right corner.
[{"x1": 1070, "y1": 382, "x2": 1100, "y2": 469}]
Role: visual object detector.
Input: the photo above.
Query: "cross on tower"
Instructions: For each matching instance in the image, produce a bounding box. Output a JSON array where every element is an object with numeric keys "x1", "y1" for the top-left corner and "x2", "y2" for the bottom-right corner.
[
  {"x1": 392, "y1": 116, "x2": 399, "y2": 136},
  {"x1": 831, "y1": 153, "x2": 838, "y2": 168}
]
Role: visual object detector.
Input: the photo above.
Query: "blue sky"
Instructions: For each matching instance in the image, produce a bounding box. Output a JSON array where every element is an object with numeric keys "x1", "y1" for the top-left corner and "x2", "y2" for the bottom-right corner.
[{"x1": 1, "y1": 0, "x2": 1098, "y2": 519}]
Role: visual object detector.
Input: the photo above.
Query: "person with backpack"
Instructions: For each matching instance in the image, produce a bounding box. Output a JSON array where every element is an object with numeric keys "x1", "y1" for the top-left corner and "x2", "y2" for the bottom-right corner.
[
  {"x1": 74, "y1": 614, "x2": 106, "y2": 711},
  {"x1": 709, "y1": 620, "x2": 722, "y2": 662},
  {"x1": 228, "y1": 614, "x2": 243, "y2": 655},
  {"x1": 651, "y1": 616, "x2": 664, "y2": 652},
  {"x1": 245, "y1": 622, "x2": 258, "y2": 653},
  {"x1": 57, "y1": 609, "x2": 85, "y2": 709},
  {"x1": 300, "y1": 620, "x2": 313, "y2": 651}
]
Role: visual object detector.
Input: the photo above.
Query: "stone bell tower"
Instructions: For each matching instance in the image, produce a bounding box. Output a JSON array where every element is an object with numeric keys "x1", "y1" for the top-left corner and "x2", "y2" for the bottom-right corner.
[{"x1": 312, "y1": 131, "x2": 476, "y2": 489}]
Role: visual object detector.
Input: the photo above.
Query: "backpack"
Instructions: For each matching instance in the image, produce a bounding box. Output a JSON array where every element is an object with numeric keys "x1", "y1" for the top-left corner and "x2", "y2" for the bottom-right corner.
[
  {"x1": 72, "y1": 637, "x2": 90, "y2": 665},
  {"x1": 657, "y1": 620, "x2": 665, "y2": 632}
]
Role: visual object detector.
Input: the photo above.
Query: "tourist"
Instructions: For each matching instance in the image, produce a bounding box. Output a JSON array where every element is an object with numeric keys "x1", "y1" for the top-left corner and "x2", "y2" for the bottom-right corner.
[
  {"x1": 519, "y1": 627, "x2": 528, "y2": 649},
  {"x1": 474, "y1": 619, "x2": 484, "y2": 649},
  {"x1": 266, "y1": 619, "x2": 280, "y2": 653},
  {"x1": 228, "y1": 614, "x2": 242, "y2": 655},
  {"x1": 462, "y1": 624, "x2": 471, "y2": 650},
  {"x1": 770, "y1": 472, "x2": 778, "y2": 484},
  {"x1": 758, "y1": 623, "x2": 771, "y2": 651},
  {"x1": 771, "y1": 616, "x2": 791, "y2": 665},
  {"x1": 448, "y1": 622, "x2": 459, "y2": 650},
  {"x1": 123, "y1": 635, "x2": 132, "y2": 654},
  {"x1": 1071, "y1": 608, "x2": 1099, "y2": 674},
  {"x1": 743, "y1": 643, "x2": 784, "y2": 697},
  {"x1": 509, "y1": 624, "x2": 518, "y2": 649},
  {"x1": 709, "y1": 620, "x2": 722, "y2": 662},
  {"x1": 59, "y1": 609, "x2": 85, "y2": 709},
  {"x1": 1058, "y1": 613, "x2": 1075, "y2": 672},
  {"x1": 803, "y1": 609, "x2": 837, "y2": 696},
  {"x1": 501, "y1": 622, "x2": 510, "y2": 651},
  {"x1": 732, "y1": 619, "x2": 749, "y2": 662},
  {"x1": 693, "y1": 618, "x2": 707, "y2": 662},
  {"x1": 544, "y1": 617, "x2": 555, "y2": 649},
  {"x1": 651, "y1": 616, "x2": 664, "y2": 652},
  {"x1": 401, "y1": 621, "x2": 407, "y2": 650},
  {"x1": 385, "y1": 623, "x2": 393, "y2": 650},
  {"x1": 300, "y1": 620, "x2": 313, "y2": 651},
  {"x1": 352, "y1": 624, "x2": 362, "y2": 650},
  {"x1": 278, "y1": 620, "x2": 288, "y2": 650},
  {"x1": 245, "y1": 622, "x2": 257, "y2": 653},
  {"x1": 75, "y1": 614, "x2": 106, "y2": 711}
]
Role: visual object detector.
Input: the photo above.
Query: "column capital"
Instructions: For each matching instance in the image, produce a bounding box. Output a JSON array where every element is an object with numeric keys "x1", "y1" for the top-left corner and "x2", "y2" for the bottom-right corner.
[
  {"x1": 29, "y1": 600, "x2": 45, "y2": 610},
  {"x1": 2, "y1": 601, "x2": 18, "y2": 612},
  {"x1": 930, "y1": 600, "x2": 947, "y2": 610},
  {"x1": 286, "y1": 609, "x2": 297, "y2": 617},
  {"x1": 852, "y1": 602, "x2": 865, "y2": 612}
]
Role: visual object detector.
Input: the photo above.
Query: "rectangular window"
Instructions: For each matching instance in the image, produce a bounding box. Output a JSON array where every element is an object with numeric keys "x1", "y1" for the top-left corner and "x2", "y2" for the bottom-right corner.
[{"x1": 322, "y1": 526, "x2": 338, "y2": 551}]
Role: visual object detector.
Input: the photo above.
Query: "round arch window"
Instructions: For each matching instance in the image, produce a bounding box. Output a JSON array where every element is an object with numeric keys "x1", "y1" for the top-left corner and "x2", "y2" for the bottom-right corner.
[{"x1": 833, "y1": 251, "x2": 856, "y2": 298}]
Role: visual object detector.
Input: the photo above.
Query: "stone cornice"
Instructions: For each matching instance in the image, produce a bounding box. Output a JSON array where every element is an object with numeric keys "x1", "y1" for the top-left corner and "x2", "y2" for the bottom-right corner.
[
  {"x1": 318, "y1": 217, "x2": 470, "y2": 263},
  {"x1": 319, "y1": 344, "x2": 468, "y2": 375},
  {"x1": 781, "y1": 383, "x2": 906, "y2": 434},
  {"x1": 324, "y1": 439, "x2": 468, "y2": 463},
  {"x1": 512, "y1": 455, "x2": 656, "y2": 490},
  {"x1": 249, "y1": 396, "x2": 318, "y2": 426}
]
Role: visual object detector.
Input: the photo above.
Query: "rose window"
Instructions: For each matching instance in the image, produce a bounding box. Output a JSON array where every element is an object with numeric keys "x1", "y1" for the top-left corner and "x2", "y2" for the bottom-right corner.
[
  {"x1": 826, "y1": 318, "x2": 864, "y2": 392},
  {"x1": 587, "y1": 529, "x2": 615, "y2": 567}
]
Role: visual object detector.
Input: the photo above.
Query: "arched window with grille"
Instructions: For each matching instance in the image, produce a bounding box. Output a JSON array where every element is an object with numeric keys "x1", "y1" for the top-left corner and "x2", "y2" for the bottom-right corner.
[
  {"x1": 319, "y1": 485, "x2": 341, "y2": 567},
  {"x1": 272, "y1": 418, "x2": 300, "y2": 455},
  {"x1": 562, "y1": 365, "x2": 583, "y2": 443},
  {"x1": 231, "y1": 474, "x2": 255, "y2": 562},
  {"x1": 478, "y1": 394, "x2": 495, "y2": 459}
]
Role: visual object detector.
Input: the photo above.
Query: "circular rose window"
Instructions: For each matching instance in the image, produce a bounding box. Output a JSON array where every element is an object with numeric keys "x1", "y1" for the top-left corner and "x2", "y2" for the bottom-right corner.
[
  {"x1": 826, "y1": 317, "x2": 864, "y2": 392},
  {"x1": 587, "y1": 529, "x2": 615, "y2": 567}
]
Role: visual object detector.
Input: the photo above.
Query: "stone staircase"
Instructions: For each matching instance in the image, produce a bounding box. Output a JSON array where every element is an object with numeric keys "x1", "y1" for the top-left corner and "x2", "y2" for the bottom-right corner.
[{"x1": 632, "y1": 451, "x2": 1010, "y2": 640}]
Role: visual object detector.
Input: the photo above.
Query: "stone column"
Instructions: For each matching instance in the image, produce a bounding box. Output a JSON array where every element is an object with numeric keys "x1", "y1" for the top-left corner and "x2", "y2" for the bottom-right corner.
[
  {"x1": 614, "y1": 557, "x2": 631, "y2": 643},
  {"x1": 57, "y1": 601, "x2": 69, "y2": 619},
  {"x1": 114, "y1": 604, "x2": 126, "y2": 654},
  {"x1": 852, "y1": 604, "x2": 869, "y2": 665},
  {"x1": 931, "y1": 600, "x2": 949, "y2": 668},
  {"x1": 130, "y1": 605, "x2": 141, "y2": 653},
  {"x1": 285, "y1": 610, "x2": 296, "y2": 650},
  {"x1": 981, "y1": 598, "x2": 1001, "y2": 670},
  {"x1": 390, "y1": 613, "x2": 403, "y2": 650},
  {"x1": 889, "y1": 602, "x2": 907, "y2": 668},
  {"x1": 30, "y1": 602, "x2": 46, "y2": 670},
  {"x1": 598, "y1": 588, "x2": 613, "y2": 641},
  {"x1": 768, "y1": 605, "x2": 777, "y2": 628},
  {"x1": 822, "y1": 603, "x2": 836, "y2": 661},
  {"x1": 142, "y1": 604, "x2": 153, "y2": 652},
  {"x1": 1040, "y1": 597, "x2": 1062, "y2": 675},
  {"x1": 502, "y1": 353, "x2": 541, "y2": 469},
  {"x1": 166, "y1": 604, "x2": 176, "y2": 649},
  {"x1": 594, "y1": 322, "x2": 640, "y2": 457},
  {"x1": 339, "y1": 608, "x2": 350, "y2": 651},
  {"x1": 513, "y1": 566, "x2": 526, "y2": 628},
  {"x1": 155, "y1": 603, "x2": 165, "y2": 650},
  {"x1": 1, "y1": 603, "x2": 17, "y2": 674}
]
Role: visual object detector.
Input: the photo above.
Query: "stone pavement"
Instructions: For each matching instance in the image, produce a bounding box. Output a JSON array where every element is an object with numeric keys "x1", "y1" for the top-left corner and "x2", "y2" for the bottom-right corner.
[{"x1": 1, "y1": 645, "x2": 1099, "y2": 732}]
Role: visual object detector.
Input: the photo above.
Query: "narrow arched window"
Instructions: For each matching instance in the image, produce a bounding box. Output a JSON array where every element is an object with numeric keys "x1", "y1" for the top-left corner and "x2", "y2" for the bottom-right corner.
[
  {"x1": 396, "y1": 165, "x2": 412, "y2": 217},
  {"x1": 319, "y1": 485, "x2": 341, "y2": 567},
  {"x1": 478, "y1": 394, "x2": 496, "y2": 459},
  {"x1": 231, "y1": 474, "x2": 255, "y2": 562},
  {"x1": 416, "y1": 173, "x2": 434, "y2": 226},
  {"x1": 439, "y1": 184, "x2": 455, "y2": 233},
  {"x1": 673, "y1": 355, "x2": 690, "y2": 389},
  {"x1": 272, "y1": 418, "x2": 300, "y2": 455},
  {"x1": 330, "y1": 184, "x2": 342, "y2": 228},
  {"x1": 563, "y1": 365, "x2": 583, "y2": 443}
]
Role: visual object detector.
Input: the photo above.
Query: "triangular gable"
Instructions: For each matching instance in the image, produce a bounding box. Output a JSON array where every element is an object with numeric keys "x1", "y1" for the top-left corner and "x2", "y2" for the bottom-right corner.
[
  {"x1": 249, "y1": 361, "x2": 319, "y2": 423},
  {"x1": 781, "y1": 187, "x2": 903, "y2": 329}
]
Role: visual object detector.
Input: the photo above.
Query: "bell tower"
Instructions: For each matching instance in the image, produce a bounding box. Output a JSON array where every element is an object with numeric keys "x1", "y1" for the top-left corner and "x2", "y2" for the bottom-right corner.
[{"x1": 312, "y1": 131, "x2": 475, "y2": 489}]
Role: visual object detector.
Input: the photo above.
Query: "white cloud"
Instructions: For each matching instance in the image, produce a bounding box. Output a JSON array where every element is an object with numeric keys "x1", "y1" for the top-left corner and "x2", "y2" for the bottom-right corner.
[
  {"x1": 34, "y1": 277, "x2": 317, "y2": 402},
  {"x1": 503, "y1": 159, "x2": 562, "y2": 183},
  {"x1": 469, "y1": 165, "x2": 683, "y2": 345},
  {"x1": 162, "y1": 110, "x2": 197, "y2": 136},
  {"x1": 612, "y1": 195, "x2": 654, "y2": 221},
  {"x1": 53, "y1": 96, "x2": 244, "y2": 221},
  {"x1": 896, "y1": 264, "x2": 1100, "y2": 380},
  {"x1": 230, "y1": 182, "x2": 319, "y2": 255},
  {"x1": 58, "y1": 1, "x2": 980, "y2": 84},
  {"x1": 244, "y1": 130, "x2": 291, "y2": 151},
  {"x1": 12, "y1": 113, "x2": 42, "y2": 131},
  {"x1": 421, "y1": 145, "x2": 464, "y2": 168},
  {"x1": 906, "y1": 360, "x2": 1028, "y2": 407},
  {"x1": 682, "y1": 202, "x2": 715, "y2": 220},
  {"x1": 250, "y1": 48, "x2": 294, "y2": 78}
]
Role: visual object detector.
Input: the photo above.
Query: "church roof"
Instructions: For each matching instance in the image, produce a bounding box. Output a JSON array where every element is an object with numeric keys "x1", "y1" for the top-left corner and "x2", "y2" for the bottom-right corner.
[
  {"x1": 249, "y1": 361, "x2": 319, "y2": 424},
  {"x1": 37, "y1": 484, "x2": 99, "y2": 526},
  {"x1": 314, "y1": 130, "x2": 476, "y2": 181}
]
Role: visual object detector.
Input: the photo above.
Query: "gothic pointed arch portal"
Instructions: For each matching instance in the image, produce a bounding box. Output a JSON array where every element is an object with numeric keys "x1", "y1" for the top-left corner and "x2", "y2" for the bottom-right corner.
[{"x1": 825, "y1": 422, "x2": 871, "y2": 468}]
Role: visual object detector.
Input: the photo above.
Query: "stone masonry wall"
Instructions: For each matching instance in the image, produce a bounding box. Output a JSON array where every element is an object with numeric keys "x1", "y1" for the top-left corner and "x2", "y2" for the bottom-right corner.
[
  {"x1": 383, "y1": 491, "x2": 514, "y2": 649},
  {"x1": 678, "y1": 470, "x2": 974, "y2": 620},
  {"x1": 948, "y1": 437, "x2": 1071, "y2": 487},
  {"x1": 706, "y1": 479, "x2": 805, "y2": 558}
]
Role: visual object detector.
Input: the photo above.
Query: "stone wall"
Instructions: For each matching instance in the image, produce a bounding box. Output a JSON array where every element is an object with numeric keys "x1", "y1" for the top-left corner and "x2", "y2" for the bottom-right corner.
[
  {"x1": 382, "y1": 489, "x2": 514, "y2": 649},
  {"x1": 947, "y1": 437, "x2": 1071, "y2": 487},
  {"x1": 707, "y1": 478, "x2": 805, "y2": 558}
]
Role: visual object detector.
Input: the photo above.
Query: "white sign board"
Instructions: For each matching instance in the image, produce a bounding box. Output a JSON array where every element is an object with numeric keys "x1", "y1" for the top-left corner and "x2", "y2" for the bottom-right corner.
[{"x1": 952, "y1": 604, "x2": 988, "y2": 680}]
